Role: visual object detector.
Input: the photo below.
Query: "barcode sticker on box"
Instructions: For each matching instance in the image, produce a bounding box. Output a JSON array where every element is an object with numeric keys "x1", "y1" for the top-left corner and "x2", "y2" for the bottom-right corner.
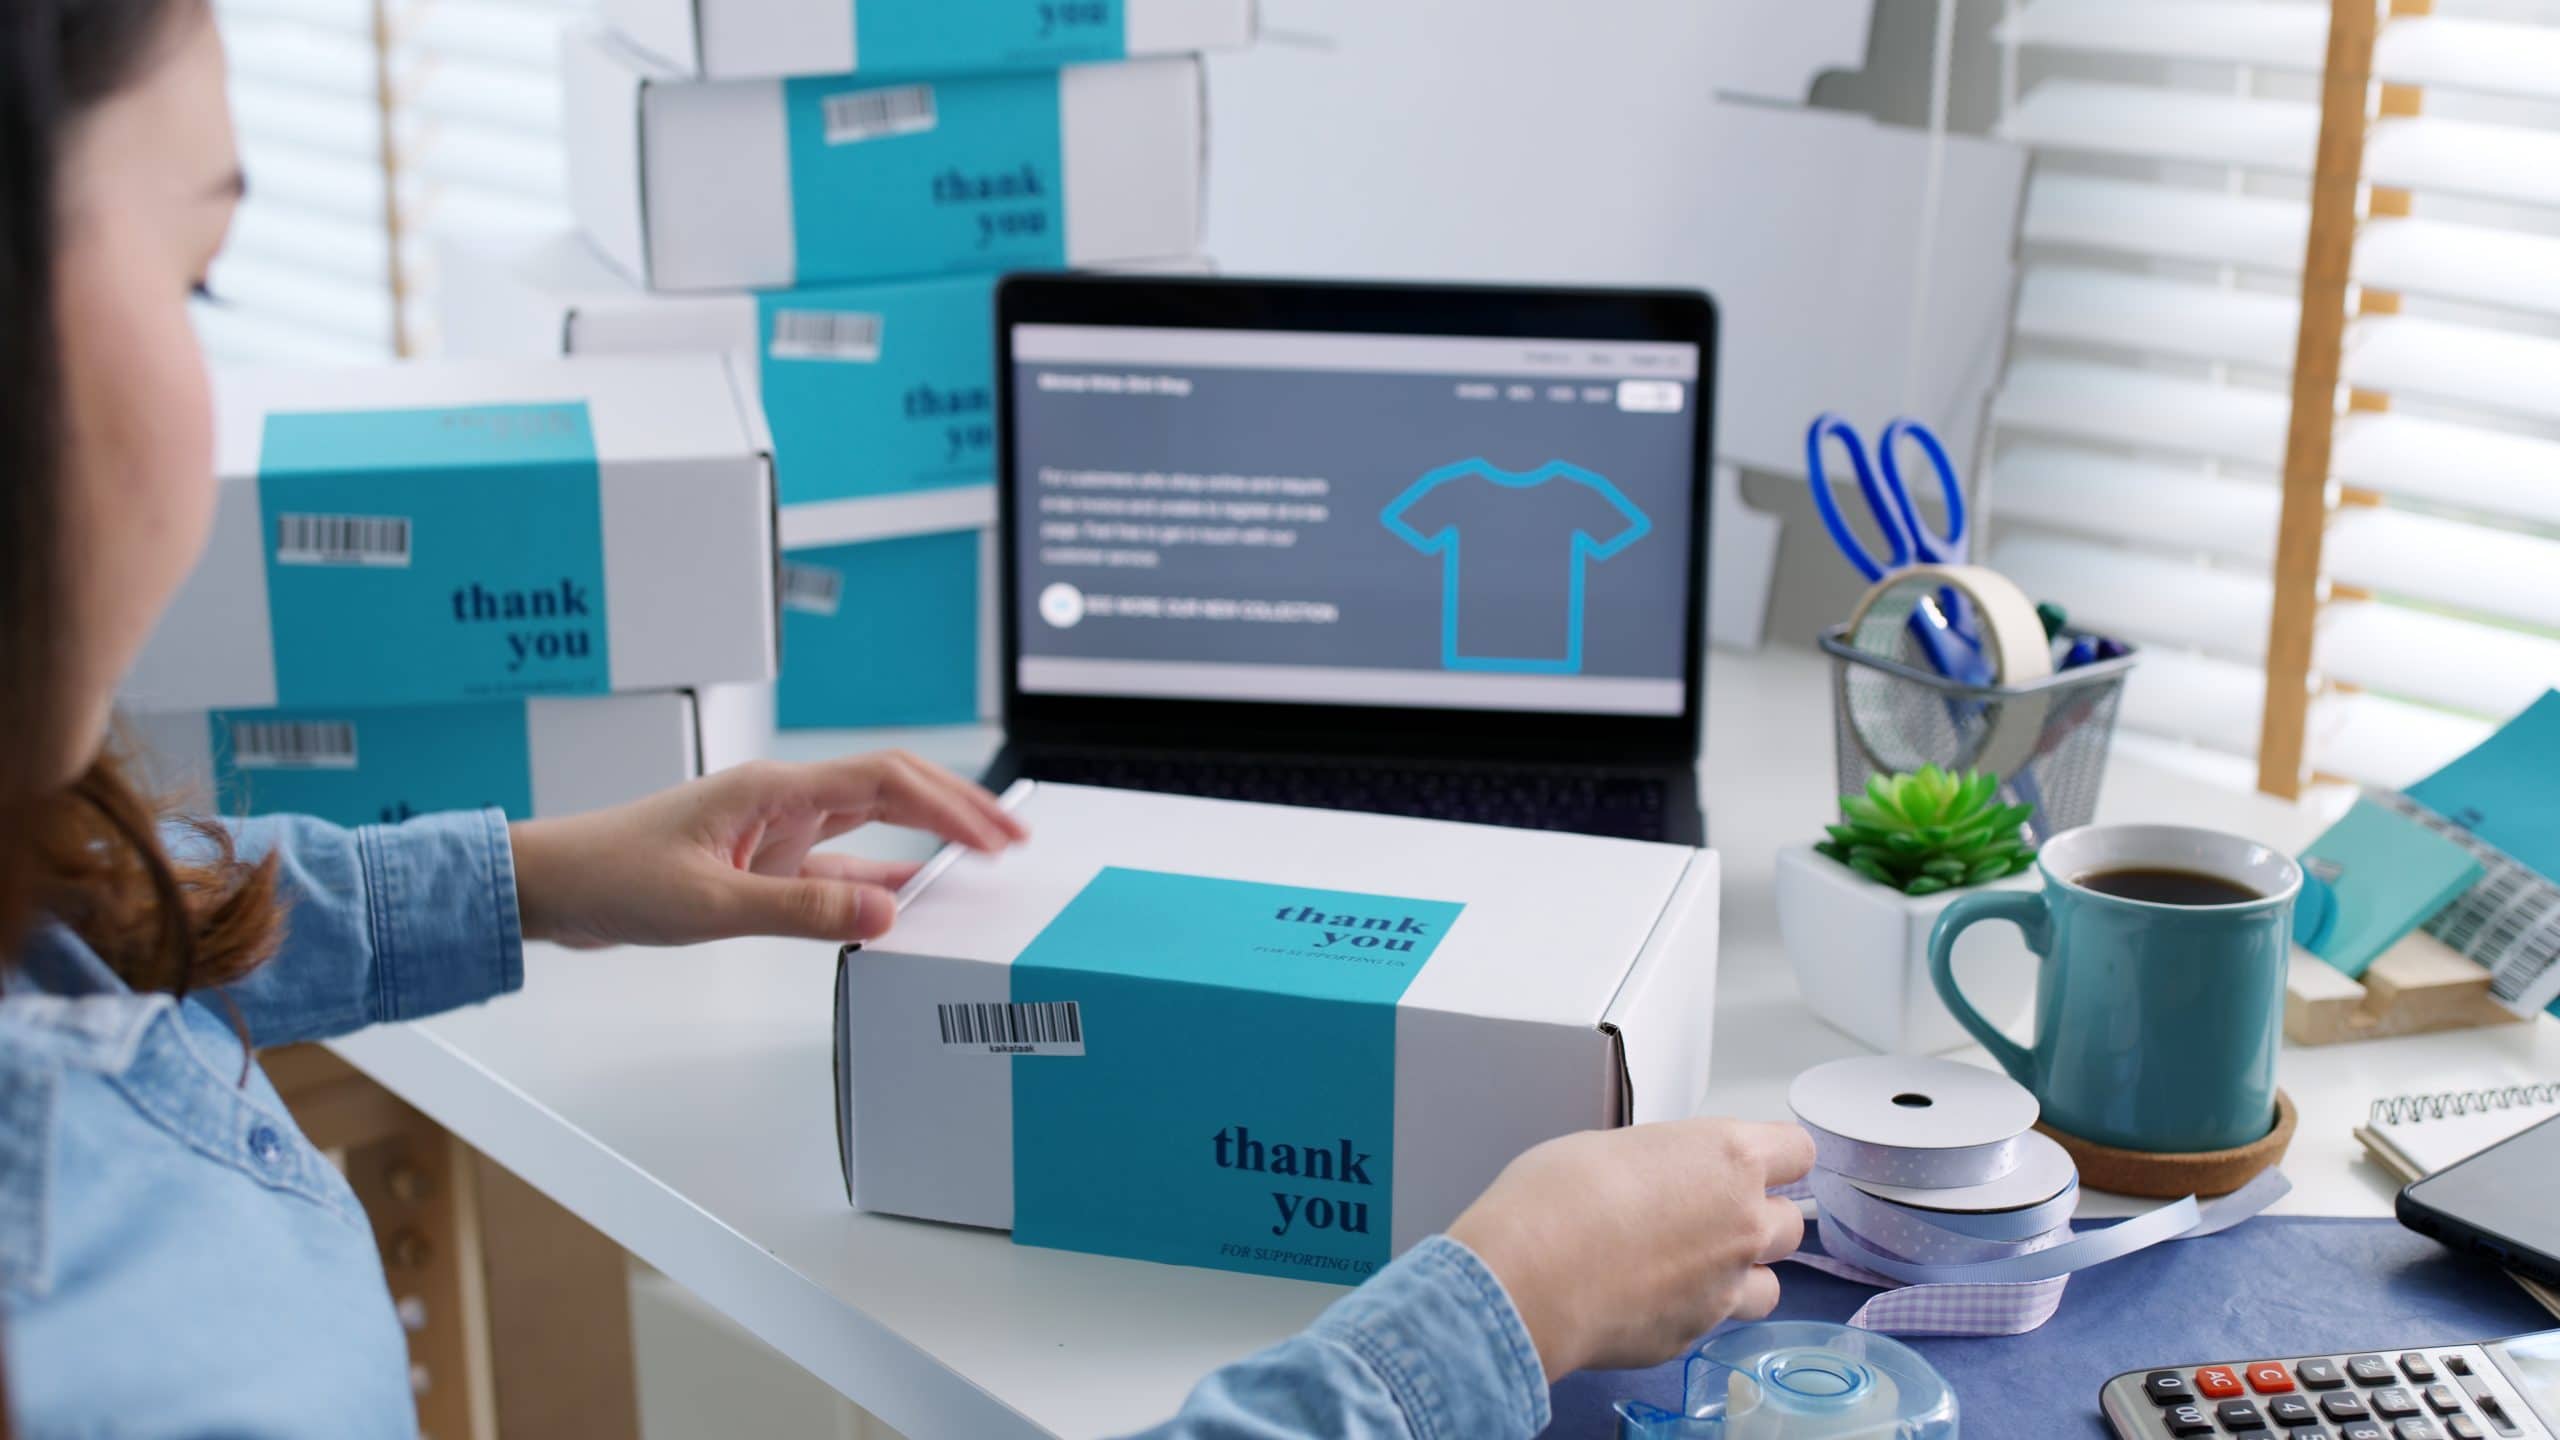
[
  {"x1": 769, "y1": 310, "x2": 884, "y2": 363},
  {"x1": 230, "y1": 719, "x2": 359, "y2": 770},
  {"x1": 275, "y1": 513, "x2": 412, "y2": 568},
  {"x1": 823, "y1": 84, "x2": 936, "y2": 145},
  {"x1": 937, "y1": 1001, "x2": 1083, "y2": 1056},
  {"x1": 780, "y1": 562, "x2": 844, "y2": 617}
]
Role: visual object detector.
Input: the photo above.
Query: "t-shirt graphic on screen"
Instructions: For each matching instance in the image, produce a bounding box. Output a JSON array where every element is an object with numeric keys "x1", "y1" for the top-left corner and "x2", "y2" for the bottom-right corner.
[{"x1": 1380, "y1": 459, "x2": 1652, "y2": 674}]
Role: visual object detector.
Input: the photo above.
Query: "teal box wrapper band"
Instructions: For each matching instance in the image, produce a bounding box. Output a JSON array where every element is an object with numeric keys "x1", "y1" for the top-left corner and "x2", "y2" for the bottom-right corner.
[
  {"x1": 257, "y1": 402, "x2": 609, "y2": 706},
  {"x1": 855, "y1": 0, "x2": 1126, "y2": 76},
  {"x1": 1010, "y1": 868, "x2": 1464, "y2": 1281},
  {"x1": 208, "y1": 702, "x2": 535, "y2": 828},
  {"x1": 782, "y1": 68, "x2": 1068, "y2": 285},
  {"x1": 777, "y1": 532, "x2": 980, "y2": 729},
  {"x1": 755, "y1": 273, "x2": 1000, "y2": 506}
]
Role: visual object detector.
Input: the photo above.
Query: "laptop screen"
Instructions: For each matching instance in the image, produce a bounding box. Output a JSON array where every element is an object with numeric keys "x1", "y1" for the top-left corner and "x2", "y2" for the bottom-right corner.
[{"x1": 1006, "y1": 322, "x2": 1703, "y2": 718}]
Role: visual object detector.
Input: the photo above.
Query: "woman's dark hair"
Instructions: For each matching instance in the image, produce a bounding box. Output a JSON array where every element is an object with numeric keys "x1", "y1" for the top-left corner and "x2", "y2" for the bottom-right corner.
[{"x1": 0, "y1": 0, "x2": 281, "y2": 994}]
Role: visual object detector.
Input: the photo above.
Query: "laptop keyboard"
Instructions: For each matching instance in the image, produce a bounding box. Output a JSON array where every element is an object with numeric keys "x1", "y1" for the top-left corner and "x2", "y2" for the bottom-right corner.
[{"x1": 1023, "y1": 749, "x2": 1675, "y2": 841}]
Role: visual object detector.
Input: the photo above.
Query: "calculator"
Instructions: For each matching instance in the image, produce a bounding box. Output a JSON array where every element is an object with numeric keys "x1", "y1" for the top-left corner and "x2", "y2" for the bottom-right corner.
[{"x1": 2102, "y1": 1330, "x2": 2560, "y2": 1440}]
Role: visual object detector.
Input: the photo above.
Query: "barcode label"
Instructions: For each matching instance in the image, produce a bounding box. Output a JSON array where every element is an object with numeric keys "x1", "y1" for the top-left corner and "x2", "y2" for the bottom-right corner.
[
  {"x1": 937, "y1": 1001, "x2": 1083, "y2": 1055},
  {"x1": 230, "y1": 720, "x2": 359, "y2": 770},
  {"x1": 823, "y1": 84, "x2": 937, "y2": 145},
  {"x1": 769, "y1": 309, "x2": 884, "y2": 363},
  {"x1": 275, "y1": 513, "x2": 412, "y2": 568},
  {"x1": 780, "y1": 562, "x2": 844, "y2": 617}
]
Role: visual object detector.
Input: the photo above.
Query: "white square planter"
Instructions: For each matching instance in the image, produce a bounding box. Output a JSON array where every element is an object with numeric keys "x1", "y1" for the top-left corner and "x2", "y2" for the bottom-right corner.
[{"x1": 1774, "y1": 843, "x2": 2040, "y2": 1055}]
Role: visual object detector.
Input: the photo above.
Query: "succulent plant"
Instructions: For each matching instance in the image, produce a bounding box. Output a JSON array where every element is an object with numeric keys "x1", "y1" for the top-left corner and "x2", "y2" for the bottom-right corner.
[{"x1": 1815, "y1": 766, "x2": 2036, "y2": 897}]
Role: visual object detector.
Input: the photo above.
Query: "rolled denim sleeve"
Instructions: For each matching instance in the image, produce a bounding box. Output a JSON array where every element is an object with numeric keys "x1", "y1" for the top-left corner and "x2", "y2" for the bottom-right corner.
[
  {"x1": 171, "y1": 809, "x2": 524, "y2": 1047},
  {"x1": 1117, "y1": 1235, "x2": 1550, "y2": 1440}
]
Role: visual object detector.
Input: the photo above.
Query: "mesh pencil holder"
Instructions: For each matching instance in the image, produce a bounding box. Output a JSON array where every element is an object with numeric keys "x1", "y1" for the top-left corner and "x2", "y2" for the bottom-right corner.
[{"x1": 1819, "y1": 622, "x2": 2138, "y2": 843}]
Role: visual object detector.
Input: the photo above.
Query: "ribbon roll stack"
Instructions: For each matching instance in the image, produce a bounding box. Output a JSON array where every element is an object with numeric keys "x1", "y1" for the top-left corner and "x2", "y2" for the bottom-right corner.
[{"x1": 1782, "y1": 1056, "x2": 2285, "y2": 1337}]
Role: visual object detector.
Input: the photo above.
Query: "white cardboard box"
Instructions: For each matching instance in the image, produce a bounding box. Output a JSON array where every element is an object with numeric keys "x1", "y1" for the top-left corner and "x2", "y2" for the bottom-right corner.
[
  {"x1": 129, "y1": 691, "x2": 702, "y2": 828},
  {"x1": 607, "y1": 0, "x2": 1254, "y2": 82},
  {"x1": 564, "y1": 28, "x2": 1205, "y2": 292},
  {"x1": 437, "y1": 230, "x2": 999, "y2": 543},
  {"x1": 123, "y1": 353, "x2": 777, "y2": 714},
  {"x1": 837, "y1": 782, "x2": 1721, "y2": 1281},
  {"x1": 436, "y1": 231, "x2": 1209, "y2": 546}
]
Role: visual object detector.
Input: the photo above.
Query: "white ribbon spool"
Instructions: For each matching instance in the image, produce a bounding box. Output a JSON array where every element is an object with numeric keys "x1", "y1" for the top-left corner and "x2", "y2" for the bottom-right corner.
[
  {"x1": 1780, "y1": 1056, "x2": 2289, "y2": 1337},
  {"x1": 1788, "y1": 1056, "x2": 2041, "y2": 1189}
]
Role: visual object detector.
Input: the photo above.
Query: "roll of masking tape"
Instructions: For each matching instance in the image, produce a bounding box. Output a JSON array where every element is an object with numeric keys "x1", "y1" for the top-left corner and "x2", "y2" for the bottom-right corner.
[{"x1": 1840, "y1": 564, "x2": 2053, "y2": 787}]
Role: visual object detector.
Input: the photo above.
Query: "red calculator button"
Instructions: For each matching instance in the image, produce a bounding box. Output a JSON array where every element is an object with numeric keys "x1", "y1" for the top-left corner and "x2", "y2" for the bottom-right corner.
[
  {"x1": 2250, "y1": 1363, "x2": 2297, "y2": 1394},
  {"x1": 2198, "y1": 1368, "x2": 2246, "y2": 1398}
]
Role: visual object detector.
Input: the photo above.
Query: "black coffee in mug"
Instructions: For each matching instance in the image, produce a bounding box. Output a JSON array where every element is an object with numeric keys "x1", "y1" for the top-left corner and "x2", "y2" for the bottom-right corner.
[{"x1": 2075, "y1": 866, "x2": 2264, "y2": 906}]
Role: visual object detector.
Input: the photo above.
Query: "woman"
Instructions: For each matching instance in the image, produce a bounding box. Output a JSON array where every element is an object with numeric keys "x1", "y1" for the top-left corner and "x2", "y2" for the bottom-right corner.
[{"x1": 0, "y1": 2, "x2": 1811, "y2": 1435}]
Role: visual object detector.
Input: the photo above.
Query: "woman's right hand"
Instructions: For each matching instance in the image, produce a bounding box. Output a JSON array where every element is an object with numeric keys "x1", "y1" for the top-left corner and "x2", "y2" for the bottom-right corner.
[{"x1": 1445, "y1": 1117, "x2": 1816, "y2": 1380}]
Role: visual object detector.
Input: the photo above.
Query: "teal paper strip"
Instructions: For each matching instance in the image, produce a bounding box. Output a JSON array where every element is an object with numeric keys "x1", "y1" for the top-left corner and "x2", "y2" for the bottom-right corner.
[{"x1": 1010, "y1": 868, "x2": 1463, "y2": 1281}]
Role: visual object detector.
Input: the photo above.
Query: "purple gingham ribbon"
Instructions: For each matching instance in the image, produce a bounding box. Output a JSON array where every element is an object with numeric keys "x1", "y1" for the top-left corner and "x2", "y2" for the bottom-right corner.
[{"x1": 1772, "y1": 1168, "x2": 2290, "y2": 1336}]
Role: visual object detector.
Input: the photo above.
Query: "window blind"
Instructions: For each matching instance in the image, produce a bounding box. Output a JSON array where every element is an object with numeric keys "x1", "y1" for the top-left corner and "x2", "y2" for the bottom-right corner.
[
  {"x1": 1992, "y1": 0, "x2": 2560, "y2": 794},
  {"x1": 199, "y1": 0, "x2": 590, "y2": 366}
]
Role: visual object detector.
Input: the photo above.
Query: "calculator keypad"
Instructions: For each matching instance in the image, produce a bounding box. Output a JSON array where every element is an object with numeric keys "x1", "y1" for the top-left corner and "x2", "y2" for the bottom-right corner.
[
  {"x1": 2107, "y1": 1347, "x2": 2540, "y2": 1440},
  {"x1": 2147, "y1": 1374, "x2": 2199, "y2": 1404},
  {"x1": 2222, "y1": 1401, "x2": 2271, "y2": 1431}
]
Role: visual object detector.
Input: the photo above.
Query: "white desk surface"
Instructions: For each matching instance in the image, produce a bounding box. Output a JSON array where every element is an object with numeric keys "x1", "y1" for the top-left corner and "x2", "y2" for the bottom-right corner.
[{"x1": 331, "y1": 643, "x2": 2560, "y2": 1440}]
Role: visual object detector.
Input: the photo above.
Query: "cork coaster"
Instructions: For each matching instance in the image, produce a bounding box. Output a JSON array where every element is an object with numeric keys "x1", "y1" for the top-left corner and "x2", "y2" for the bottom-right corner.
[{"x1": 2039, "y1": 1090, "x2": 2297, "y2": 1200}]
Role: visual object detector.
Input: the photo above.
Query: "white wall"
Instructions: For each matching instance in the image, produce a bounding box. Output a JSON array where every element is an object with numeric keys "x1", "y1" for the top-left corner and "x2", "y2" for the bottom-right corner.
[{"x1": 1201, "y1": 0, "x2": 2027, "y2": 482}]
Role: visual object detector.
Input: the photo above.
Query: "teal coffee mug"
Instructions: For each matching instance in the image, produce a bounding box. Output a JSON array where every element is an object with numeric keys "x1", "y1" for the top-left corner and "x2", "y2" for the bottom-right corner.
[{"x1": 1928, "y1": 823, "x2": 2300, "y2": 1153}]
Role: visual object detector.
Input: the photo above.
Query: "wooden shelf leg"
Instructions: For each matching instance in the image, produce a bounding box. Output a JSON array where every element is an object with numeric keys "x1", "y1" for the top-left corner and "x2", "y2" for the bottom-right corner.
[
  {"x1": 270, "y1": 1047, "x2": 640, "y2": 1439},
  {"x1": 473, "y1": 1152, "x2": 642, "y2": 1440},
  {"x1": 345, "y1": 1116, "x2": 500, "y2": 1440}
]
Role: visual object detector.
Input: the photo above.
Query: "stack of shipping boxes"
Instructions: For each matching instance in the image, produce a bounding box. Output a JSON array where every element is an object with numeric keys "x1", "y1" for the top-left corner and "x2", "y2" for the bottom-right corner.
[
  {"x1": 442, "y1": 0, "x2": 1252, "y2": 730},
  {"x1": 119, "y1": 353, "x2": 780, "y2": 826}
]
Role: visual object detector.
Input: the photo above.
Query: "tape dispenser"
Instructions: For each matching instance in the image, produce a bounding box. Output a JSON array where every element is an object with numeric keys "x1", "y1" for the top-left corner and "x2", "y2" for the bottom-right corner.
[{"x1": 1614, "y1": 1322, "x2": 1957, "y2": 1440}]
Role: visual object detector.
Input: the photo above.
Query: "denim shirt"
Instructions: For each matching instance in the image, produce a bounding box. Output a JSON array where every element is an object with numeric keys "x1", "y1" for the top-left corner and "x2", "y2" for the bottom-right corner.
[
  {"x1": 0, "y1": 807, "x2": 1551, "y2": 1440},
  {"x1": 1120, "y1": 1234, "x2": 1553, "y2": 1440},
  {"x1": 0, "y1": 810, "x2": 522, "y2": 1440}
]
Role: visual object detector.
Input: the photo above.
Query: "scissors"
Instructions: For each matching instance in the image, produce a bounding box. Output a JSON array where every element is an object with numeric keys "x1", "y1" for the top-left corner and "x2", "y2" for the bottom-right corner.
[{"x1": 1805, "y1": 413, "x2": 1988, "y2": 683}]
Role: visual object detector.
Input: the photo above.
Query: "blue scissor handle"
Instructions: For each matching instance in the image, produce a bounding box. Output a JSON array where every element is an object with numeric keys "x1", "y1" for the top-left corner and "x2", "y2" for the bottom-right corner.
[
  {"x1": 1877, "y1": 417, "x2": 1966, "y2": 564},
  {"x1": 1805, "y1": 412, "x2": 1912, "y2": 583},
  {"x1": 1876, "y1": 416, "x2": 1986, "y2": 670}
]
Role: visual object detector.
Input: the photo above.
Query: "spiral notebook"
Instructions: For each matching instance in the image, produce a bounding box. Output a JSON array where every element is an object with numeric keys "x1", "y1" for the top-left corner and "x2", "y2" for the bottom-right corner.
[{"x1": 2357, "y1": 1082, "x2": 2560, "y2": 1317}]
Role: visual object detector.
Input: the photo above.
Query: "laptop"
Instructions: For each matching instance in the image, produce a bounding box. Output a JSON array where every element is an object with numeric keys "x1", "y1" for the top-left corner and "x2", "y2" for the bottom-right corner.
[{"x1": 985, "y1": 276, "x2": 1715, "y2": 845}]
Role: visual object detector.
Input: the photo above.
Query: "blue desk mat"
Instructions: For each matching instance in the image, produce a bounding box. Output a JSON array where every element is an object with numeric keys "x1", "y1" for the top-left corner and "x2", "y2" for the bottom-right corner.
[{"x1": 1546, "y1": 1218, "x2": 2551, "y2": 1440}]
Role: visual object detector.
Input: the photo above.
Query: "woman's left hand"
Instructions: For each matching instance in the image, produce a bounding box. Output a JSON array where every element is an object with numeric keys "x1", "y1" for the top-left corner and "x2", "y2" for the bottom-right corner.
[{"x1": 509, "y1": 751, "x2": 1029, "y2": 950}]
